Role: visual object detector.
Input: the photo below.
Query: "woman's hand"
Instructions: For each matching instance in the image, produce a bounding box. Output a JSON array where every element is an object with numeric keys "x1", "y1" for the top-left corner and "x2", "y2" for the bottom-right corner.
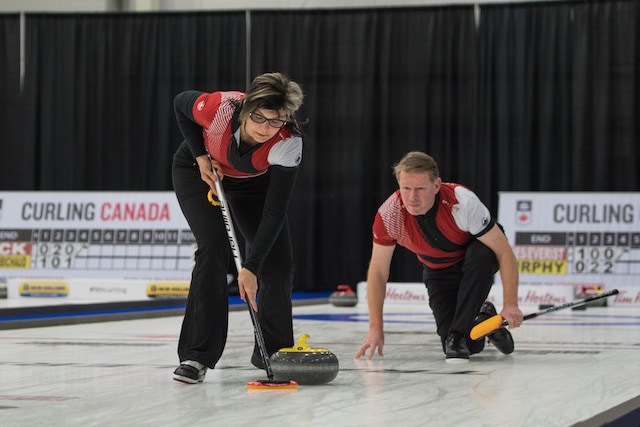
[
  {"x1": 237, "y1": 268, "x2": 259, "y2": 312},
  {"x1": 195, "y1": 155, "x2": 224, "y2": 195}
]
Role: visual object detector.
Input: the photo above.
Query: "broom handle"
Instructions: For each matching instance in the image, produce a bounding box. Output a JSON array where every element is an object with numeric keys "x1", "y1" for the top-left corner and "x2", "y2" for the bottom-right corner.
[
  {"x1": 471, "y1": 288, "x2": 619, "y2": 340},
  {"x1": 518, "y1": 288, "x2": 619, "y2": 323},
  {"x1": 495, "y1": 288, "x2": 620, "y2": 328},
  {"x1": 212, "y1": 169, "x2": 275, "y2": 381}
]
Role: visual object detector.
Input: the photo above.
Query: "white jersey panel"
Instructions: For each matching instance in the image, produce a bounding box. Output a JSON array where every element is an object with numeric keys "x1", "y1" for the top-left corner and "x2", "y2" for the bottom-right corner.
[
  {"x1": 451, "y1": 186, "x2": 492, "y2": 236},
  {"x1": 267, "y1": 136, "x2": 303, "y2": 167}
]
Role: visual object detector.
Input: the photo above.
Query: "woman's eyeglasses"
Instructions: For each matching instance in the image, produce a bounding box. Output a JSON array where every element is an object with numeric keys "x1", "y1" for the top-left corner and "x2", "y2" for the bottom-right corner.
[{"x1": 249, "y1": 112, "x2": 287, "y2": 128}]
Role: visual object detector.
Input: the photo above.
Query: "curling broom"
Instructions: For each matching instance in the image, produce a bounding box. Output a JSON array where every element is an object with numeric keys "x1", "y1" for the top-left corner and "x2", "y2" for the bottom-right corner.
[
  {"x1": 470, "y1": 289, "x2": 619, "y2": 341},
  {"x1": 212, "y1": 170, "x2": 298, "y2": 390}
]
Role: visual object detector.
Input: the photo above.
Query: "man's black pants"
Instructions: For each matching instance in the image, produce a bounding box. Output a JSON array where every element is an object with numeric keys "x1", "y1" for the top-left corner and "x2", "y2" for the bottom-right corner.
[{"x1": 423, "y1": 239, "x2": 499, "y2": 355}]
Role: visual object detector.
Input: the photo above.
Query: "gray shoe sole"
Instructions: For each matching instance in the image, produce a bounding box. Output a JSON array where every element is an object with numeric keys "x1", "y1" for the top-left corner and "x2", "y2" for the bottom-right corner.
[{"x1": 445, "y1": 357, "x2": 470, "y2": 364}]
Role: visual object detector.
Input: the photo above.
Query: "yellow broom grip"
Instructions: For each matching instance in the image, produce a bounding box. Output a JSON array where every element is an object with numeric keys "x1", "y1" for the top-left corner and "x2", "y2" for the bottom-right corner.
[{"x1": 469, "y1": 314, "x2": 505, "y2": 340}]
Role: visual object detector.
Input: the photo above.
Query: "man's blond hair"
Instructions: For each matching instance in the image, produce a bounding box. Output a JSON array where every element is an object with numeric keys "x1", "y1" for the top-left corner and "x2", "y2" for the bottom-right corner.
[{"x1": 393, "y1": 151, "x2": 439, "y2": 182}]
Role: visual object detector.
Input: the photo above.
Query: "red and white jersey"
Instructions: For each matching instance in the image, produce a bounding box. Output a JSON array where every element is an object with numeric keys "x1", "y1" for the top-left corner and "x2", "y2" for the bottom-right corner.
[
  {"x1": 372, "y1": 183, "x2": 494, "y2": 269},
  {"x1": 192, "y1": 91, "x2": 302, "y2": 178}
]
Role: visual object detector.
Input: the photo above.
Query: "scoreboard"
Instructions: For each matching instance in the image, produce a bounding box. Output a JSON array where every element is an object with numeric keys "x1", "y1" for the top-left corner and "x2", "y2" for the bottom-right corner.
[
  {"x1": 0, "y1": 192, "x2": 195, "y2": 300},
  {"x1": 1, "y1": 228, "x2": 194, "y2": 272},
  {"x1": 496, "y1": 192, "x2": 640, "y2": 305},
  {"x1": 513, "y1": 231, "x2": 640, "y2": 276}
]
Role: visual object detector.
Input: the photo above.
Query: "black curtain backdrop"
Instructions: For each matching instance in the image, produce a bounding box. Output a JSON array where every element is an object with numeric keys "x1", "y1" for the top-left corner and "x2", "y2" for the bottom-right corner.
[
  {"x1": 0, "y1": 14, "x2": 22, "y2": 188},
  {"x1": 251, "y1": 7, "x2": 477, "y2": 287},
  {"x1": 2, "y1": 0, "x2": 639, "y2": 291},
  {"x1": 20, "y1": 12, "x2": 246, "y2": 191},
  {"x1": 477, "y1": 0, "x2": 640, "y2": 205}
]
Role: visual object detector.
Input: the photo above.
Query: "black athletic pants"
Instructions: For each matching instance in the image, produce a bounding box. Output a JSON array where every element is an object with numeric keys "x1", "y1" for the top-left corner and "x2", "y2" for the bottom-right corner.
[
  {"x1": 172, "y1": 147, "x2": 294, "y2": 368},
  {"x1": 423, "y1": 239, "x2": 499, "y2": 355}
]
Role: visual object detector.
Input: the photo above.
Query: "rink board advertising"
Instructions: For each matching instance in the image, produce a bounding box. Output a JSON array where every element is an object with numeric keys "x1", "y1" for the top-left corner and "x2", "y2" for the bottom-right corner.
[{"x1": 0, "y1": 192, "x2": 194, "y2": 300}]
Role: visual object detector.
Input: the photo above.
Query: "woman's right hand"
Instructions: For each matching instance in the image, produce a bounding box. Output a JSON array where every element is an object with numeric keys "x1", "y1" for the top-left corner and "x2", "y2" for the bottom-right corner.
[{"x1": 196, "y1": 155, "x2": 224, "y2": 194}]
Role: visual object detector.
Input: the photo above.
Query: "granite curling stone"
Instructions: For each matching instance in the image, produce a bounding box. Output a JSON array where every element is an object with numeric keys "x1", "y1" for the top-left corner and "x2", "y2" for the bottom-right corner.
[
  {"x1": 328, "y1": 284, "x2": 358, "y2": 307},
  {"x1": 270, "y1": 334, "x2": 339, "y2": 385}
]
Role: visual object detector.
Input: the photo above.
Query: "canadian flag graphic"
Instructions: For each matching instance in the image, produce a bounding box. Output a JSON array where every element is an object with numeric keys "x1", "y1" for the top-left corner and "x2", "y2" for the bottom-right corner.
[{"x1": 516, "y1": 200, "x2": 532, "y2": 225}]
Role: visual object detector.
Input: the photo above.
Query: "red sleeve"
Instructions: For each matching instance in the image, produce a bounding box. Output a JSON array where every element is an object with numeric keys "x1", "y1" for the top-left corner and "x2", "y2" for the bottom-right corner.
[
  {"x1": 191, "y1": 92, "x2": 222, "y2": 127},
  {"x1": 372, "y1": 211, "x2": 397, "y2": 246}
]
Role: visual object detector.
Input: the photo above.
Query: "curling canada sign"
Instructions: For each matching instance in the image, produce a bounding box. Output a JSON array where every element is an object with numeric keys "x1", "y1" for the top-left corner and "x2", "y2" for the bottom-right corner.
[
  {"x1": 0, "y1": 191, "x2": 193, "y2": 301},
  {"x1": 19, "y1": 200, "x2": 171, "y2": 222}
]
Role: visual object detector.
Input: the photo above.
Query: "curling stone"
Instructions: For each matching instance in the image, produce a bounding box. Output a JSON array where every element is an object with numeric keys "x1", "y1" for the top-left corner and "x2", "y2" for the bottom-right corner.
[
  {"x1": 270, "y1": 334, "x2": 339, "y2": 385},
  {"x1": 329, "y1": 284, "x2": 358, "y2": 307}
]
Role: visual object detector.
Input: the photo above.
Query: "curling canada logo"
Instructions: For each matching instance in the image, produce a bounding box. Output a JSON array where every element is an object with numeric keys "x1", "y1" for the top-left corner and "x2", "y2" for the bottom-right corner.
[
  {"x1": 20, "y1": 201, "x2": 171, "y2": 222},
  {"x1": 516, "y1": 200, "x2": 532, "y2": 225}
]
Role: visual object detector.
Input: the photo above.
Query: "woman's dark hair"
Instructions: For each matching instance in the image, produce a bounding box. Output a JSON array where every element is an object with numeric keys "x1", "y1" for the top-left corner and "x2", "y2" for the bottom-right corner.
[{"x1": 238, "y1": 72, "x2": 305, "y2": 135}]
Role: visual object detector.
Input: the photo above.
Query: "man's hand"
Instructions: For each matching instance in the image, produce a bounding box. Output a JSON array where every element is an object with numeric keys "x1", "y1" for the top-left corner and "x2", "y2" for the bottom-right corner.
[
  {"x1": 355, "y1": 328, "x2": 385, "y2": 360},
  {"x1": 500, "y1": 304, "x2": 523, "y2": 329}
]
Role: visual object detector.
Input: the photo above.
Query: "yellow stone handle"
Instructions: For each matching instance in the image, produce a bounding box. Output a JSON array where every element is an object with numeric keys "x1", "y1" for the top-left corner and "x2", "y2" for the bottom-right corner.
[{"x1": 277, "y1": 334, "x2": 330, "y2": 353}]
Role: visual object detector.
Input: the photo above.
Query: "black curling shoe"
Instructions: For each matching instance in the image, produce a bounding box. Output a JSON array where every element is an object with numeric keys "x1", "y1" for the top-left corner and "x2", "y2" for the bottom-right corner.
[
  {"x1": 445, "y1": 330, "x2": 470, "y2": 364},
  {"x1": 477, "y1": 301, "x2": 515, "y2": 355},
  {"x1": 173, "y1": 360, "x2": 207, "y2": 384}
]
